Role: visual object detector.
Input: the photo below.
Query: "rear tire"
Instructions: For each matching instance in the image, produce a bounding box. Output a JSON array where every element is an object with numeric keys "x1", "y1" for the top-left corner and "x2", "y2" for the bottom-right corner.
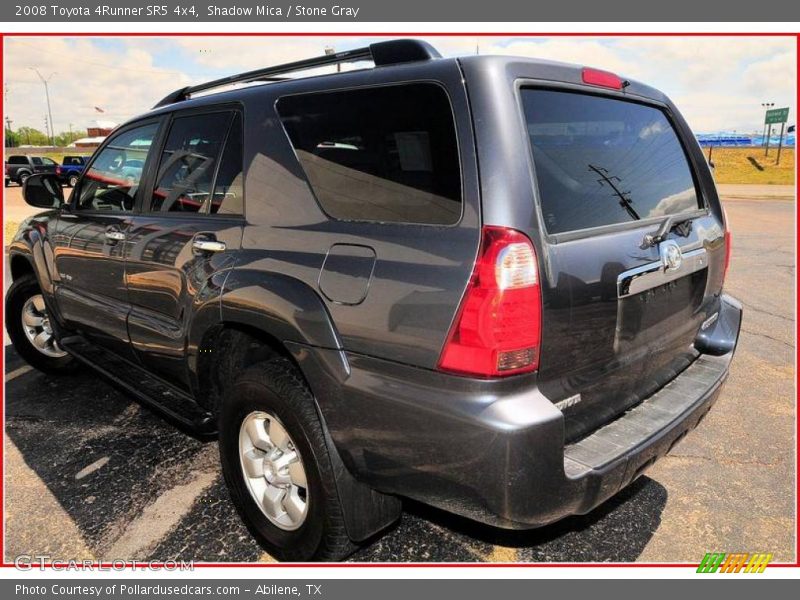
[
  {"x1": 5, "y1": 274, "x2": 79, "y2": 375},
  {"x1": 68, "y1": 174, "x2": 79, "y2": 187},
  {"x1": 218, "y1": 358, "x2": 356, "y2": 562},
  {"x1": 18, "y1": 171, "x2": 30, "y2": 185}
]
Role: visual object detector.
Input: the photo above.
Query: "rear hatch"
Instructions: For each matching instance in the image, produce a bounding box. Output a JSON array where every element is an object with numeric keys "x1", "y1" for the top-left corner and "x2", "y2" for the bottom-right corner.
[{"x1": 516, "y1": 80, "x2": 727, "y2": 442}]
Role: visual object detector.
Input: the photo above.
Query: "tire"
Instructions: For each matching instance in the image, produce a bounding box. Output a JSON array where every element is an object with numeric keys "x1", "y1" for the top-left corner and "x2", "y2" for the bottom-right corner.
[
  {"x1": 5, "y1": 274, "x2": 79, "y2": 374},
  {"x1": 18, "y1": 171, "x2": 31, "y2": 185},
  {"x1": 68, "y1": 174, "x2": 79, "y2": 187},
  {"x1": 219, "y1": 358, "x2": 356, "y2": 562}
]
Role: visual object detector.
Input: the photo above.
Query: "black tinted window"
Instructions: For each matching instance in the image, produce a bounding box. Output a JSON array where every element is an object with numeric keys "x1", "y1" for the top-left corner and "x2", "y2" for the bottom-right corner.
[
  {"x1": 277, "y1": 84, "x2": 461, "y2": 224},
  {"x1": 151, "y1": 112, "x2": 233, "y2": 214},
  {"x1": 8, "y1": 156, "x2": 27, "y2": 165},
  {"x1": 521, "y1": 89, "x2": 700, "y2": 235}
]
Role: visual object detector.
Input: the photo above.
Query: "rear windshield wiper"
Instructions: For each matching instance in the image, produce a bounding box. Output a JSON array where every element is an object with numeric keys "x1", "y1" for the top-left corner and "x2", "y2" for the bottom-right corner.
[{"x1": 642, "y1": 214, "x2": 695, "y2": 248}]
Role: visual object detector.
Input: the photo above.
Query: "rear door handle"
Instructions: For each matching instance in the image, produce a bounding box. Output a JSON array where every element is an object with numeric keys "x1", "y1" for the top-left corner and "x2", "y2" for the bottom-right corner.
[{"x1": 192, "y1": 238, "x2": 226, "y2": 254}]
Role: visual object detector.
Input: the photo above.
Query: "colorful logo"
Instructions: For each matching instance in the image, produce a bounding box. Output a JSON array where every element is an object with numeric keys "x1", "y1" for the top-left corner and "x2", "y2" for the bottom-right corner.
[{"x1": 696, "y1": 552, "x2": 773, "y2": 573}]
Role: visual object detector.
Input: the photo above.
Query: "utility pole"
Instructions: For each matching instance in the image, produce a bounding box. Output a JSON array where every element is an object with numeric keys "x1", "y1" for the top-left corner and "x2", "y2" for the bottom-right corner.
[
  {"x1": 589, "y1": 164, "x2": 640, "y2": 221},
  {"x1": 30, "y1": 67, "x2": 57, "y2": 147},
  {"x1": 5, "y1": 116, "x2": 13, "y2": 148},
  {"x1": 324, "y1": 46, "x2": 341, "y2": 72},
  {"x1": 761, "y1": 102, "x2": 774, "y2": 148}
]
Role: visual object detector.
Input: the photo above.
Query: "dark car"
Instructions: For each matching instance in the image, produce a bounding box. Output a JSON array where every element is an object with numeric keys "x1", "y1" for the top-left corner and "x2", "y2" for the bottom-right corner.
[
  {"x1": 4, "y1": 154, "x2": 58, "y2": 186},
  {"x1": 5, "y1": 40, "x2": 741, "y2": 562},
  {"x1": 56, "y1": 155, "x2": 92, "y2": 187}
]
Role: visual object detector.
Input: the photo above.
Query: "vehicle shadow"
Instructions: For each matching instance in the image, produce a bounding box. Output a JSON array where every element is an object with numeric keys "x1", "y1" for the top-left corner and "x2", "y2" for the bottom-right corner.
[
  {"x1": 350, "y1": 476, "x2": 666, "y2": 562},
  {"x1": 5, "y1": 345, "x2": 667, "y2": 563}
]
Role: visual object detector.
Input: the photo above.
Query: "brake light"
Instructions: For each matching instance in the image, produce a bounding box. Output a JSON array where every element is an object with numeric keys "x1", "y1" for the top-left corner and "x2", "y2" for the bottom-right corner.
[
  {"x1": 582, "y1": 67, "x2": 623, "y2": 90},
  {"x1": 438, "y1": 226, "x2": 542, "y2": 377},
  {"x1": 56, "y1": 166, "x2": 62, "y2": 175}
]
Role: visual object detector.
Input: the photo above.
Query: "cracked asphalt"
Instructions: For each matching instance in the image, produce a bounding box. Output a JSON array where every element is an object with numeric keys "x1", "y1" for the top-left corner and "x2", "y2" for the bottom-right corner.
[{"x1": 3, "y1": 196, "x2": 795, "y2": 563}]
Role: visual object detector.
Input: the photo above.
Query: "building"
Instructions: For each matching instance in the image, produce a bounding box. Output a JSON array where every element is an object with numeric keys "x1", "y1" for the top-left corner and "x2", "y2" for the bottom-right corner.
[{"x1": 69, "y1": 119, "x2": 118, "y2": 149}]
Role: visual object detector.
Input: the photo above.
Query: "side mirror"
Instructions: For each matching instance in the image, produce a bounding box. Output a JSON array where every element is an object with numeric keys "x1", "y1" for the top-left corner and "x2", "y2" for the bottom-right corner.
[{"x1": 23, "y1": 173, "x2": 64, "y2": 209}]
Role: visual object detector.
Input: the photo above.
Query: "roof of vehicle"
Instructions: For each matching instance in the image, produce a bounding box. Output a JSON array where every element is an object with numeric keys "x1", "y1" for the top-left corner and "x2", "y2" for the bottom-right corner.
[{"x1": 135, "y1": 39, "x2": 670, "y2": 123}]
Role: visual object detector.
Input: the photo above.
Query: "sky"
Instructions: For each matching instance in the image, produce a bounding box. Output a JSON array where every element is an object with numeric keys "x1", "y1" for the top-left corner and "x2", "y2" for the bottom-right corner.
[{"x1": 3, "y1": 36, "x2": 796, "y2": 137}]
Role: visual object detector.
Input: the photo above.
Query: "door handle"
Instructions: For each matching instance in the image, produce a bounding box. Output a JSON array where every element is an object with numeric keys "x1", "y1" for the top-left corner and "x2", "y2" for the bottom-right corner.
[
  {"x1": 192, "y1": 238, "x2": 226, "y2": 254},
  {"x1": 105, "y1": 230, "x2": 126, "y2": 242}
]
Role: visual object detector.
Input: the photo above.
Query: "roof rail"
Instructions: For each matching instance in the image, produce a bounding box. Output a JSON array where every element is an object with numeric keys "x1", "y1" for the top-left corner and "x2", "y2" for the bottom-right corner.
[{"x1": 152, "y1": 39, "x2": 441, "y2": 109}]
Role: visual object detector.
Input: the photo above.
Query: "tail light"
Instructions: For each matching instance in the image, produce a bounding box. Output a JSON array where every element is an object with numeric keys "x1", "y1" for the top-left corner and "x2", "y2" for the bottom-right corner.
[
  {"x1": 438, "y1": 226, "x2": 542, "y2": 377},
  {"x1": 721, "y1": 205, "x2": 732, "y2": 285},
  {"x1": 582, "y1": 67, "x2": 624, "y2": 90},
  {"x1": 56, "y1": 166, "x2": 62, "y2": 175},
  {"x1": 723, "y1": 230, "x2": 732, "y2": 284}
]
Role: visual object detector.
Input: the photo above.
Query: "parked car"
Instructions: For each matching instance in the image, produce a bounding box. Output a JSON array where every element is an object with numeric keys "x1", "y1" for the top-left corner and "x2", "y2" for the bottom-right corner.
[
  {"x1": 5, "y1": 40, "x2": 741, "y2": 562},
  {"x1": 56, "y1": 155, "x2": 92, "y2": 187},
  {"x1": 4, "y1": 155, "x2": 58, "y2": 186}
]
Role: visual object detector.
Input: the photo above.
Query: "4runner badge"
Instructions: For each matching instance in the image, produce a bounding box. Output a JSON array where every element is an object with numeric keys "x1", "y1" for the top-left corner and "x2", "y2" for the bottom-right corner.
[{"x1": 660, "y1": 240, "x2": 683, "y2": 272}]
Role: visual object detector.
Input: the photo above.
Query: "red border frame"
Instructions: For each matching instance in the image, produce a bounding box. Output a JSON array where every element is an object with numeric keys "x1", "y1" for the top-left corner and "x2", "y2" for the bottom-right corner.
[{"x1": 0, "y1": 30, "x2": 797, "y2": 570}]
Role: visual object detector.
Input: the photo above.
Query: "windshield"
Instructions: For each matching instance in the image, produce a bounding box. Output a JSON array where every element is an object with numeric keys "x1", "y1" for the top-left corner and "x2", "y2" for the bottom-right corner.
[{"x1": 521, "y1": 88, "x2": 701, "y2": 235}]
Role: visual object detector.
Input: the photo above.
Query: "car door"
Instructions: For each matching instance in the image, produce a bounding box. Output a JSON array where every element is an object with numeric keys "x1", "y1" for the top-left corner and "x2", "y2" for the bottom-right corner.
[
  {"x1": 52, "y1": 119, "x2": 163, "y2": 359},
  {"x1": 125, "y1": 108, "x2": 244, "y2": 390},
  {"x1": 33, "y1": 156, "x2": 59, "y2": 175}
]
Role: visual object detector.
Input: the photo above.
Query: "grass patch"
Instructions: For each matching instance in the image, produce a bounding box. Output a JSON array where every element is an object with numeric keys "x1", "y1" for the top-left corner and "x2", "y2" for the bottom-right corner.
[{"x1": 705, "y1": 147, "x2": 795, "y2": 185}]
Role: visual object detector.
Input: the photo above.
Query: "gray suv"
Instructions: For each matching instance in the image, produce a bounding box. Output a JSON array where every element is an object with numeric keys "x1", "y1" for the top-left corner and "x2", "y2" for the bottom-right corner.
[{"x1": 6, "y1": 40, "x2": 741, "y2": 561}]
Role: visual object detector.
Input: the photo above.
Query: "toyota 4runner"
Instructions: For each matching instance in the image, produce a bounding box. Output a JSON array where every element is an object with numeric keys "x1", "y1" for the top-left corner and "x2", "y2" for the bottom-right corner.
[{"x1": 5, "y1": 40, "x2": 741, "y2": 562}]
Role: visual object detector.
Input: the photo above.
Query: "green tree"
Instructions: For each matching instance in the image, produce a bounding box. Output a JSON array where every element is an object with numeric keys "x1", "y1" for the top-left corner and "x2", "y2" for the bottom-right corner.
[
  {"x1": 15, "y1": 126, "x2": 49, "y2": 146},
  {"x1": 5, "y1": 128, "x2": 20, "y2": 147},
  {"x1": 54, "y1": 130, "x2": 87, "y2": 147}
]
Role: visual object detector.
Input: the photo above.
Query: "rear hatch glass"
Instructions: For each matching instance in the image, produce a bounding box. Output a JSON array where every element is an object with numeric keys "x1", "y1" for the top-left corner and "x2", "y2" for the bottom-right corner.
[
  {"x1": 521, "y1": 88, "x2": 714, "y2": 442},
  {"x1": 522, "y1": 89, "x2": 701, "y2": 235}
]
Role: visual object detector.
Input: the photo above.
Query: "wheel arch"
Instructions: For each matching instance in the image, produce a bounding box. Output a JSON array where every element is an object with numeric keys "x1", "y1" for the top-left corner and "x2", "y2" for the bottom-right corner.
[{"x1": 9, "y1": 252, "x2": 35, "y2": 282}]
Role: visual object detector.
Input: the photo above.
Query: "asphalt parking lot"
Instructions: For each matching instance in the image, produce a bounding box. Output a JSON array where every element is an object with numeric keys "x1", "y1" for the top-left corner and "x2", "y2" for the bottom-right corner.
[{"x1": 3, "y1": 193, "x2": 796, "y2": 563}]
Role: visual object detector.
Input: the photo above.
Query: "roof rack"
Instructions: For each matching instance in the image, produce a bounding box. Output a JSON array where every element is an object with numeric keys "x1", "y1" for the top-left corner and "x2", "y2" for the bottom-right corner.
[{"x1": 153, "y1": 39, "x2": 441, "y2": 109}]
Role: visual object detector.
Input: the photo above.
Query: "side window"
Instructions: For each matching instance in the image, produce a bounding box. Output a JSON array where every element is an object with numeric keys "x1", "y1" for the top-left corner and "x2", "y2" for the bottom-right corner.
[
  {"x1": 41, "y1": 157, "x2": 57, "y2": 166},
  {"x1": 210, "y1": 112, "x2": 243, "y2": 215},
  {"x1": 277, "y1": 83, "x2": 462, "y2": 225},
  {"x1": 31, "y1": 157, "x2": 42, "y2": 166},
  {"x1": 74, "y1": 122, "x2": 159, "y2": 212},
  {"x1": 8, "y1": 156, "x2": 27, "y2": 165},
  {"x1": 150, "y1": 112, "x2": 233, "y2": 214}
]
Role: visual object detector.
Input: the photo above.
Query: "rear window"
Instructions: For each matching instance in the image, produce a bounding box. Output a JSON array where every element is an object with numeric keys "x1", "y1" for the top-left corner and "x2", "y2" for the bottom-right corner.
[
  {"x1": 277, "y1": 83, "x2": 462, "y2": 225},
  {"x1": 521, "y1": 89, "x2": 701, "y2": 235},
  {"x1": 8, "y1": 156, "x2": 28, "y2": 165}
]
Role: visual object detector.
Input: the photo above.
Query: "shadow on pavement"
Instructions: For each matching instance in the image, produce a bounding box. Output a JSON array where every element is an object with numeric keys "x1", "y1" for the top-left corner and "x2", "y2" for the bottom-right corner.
[{"x1": 5, "y1": 345, "x2": 667, "y2": 563}]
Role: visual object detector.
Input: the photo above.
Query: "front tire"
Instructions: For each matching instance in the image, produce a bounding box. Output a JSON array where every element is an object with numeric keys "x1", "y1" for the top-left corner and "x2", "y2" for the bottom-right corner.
[
  {"x1": 218, "y1": 358, "x2": 356, "y2": 562},
  {"x1": 68, "y1": 174, "x2": 79, "y2": 187},
  {"x1": 5, "y1": 274, "x2": 78, "y2": 374}
]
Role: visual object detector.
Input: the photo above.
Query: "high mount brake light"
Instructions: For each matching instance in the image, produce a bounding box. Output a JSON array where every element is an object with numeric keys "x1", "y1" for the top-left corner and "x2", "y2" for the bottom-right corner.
[
  {"x1": 582, "y1": 67, "x2": 624, "y2": 90},
  {"x1": 438, "y1": 226, "x2": 542, "y2": 377}
]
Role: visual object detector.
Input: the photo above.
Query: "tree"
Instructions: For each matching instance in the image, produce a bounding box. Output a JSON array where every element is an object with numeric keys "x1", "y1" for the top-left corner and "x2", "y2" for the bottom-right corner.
[
  {"x1": 54, "y1": 130, "x2": 87, "y2": 147},
  {"x1": 14, "y1": 126, "x2": 49, "y2": 146}
]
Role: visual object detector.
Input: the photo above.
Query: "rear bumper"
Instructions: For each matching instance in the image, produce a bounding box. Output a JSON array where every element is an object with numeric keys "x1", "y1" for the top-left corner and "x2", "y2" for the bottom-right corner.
[{"x1": 294, "y1": 294, "x2": 742, "y2": 529}]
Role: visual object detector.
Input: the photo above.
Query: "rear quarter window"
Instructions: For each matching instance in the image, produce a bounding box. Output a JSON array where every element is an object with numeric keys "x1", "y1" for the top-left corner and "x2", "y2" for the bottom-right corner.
[
  {"x1": 277, "y1": 83, "x2": 462, "y2": 225},
  {"x1": 521, "y1": 89, "x2": 701, "y2": 235}
]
